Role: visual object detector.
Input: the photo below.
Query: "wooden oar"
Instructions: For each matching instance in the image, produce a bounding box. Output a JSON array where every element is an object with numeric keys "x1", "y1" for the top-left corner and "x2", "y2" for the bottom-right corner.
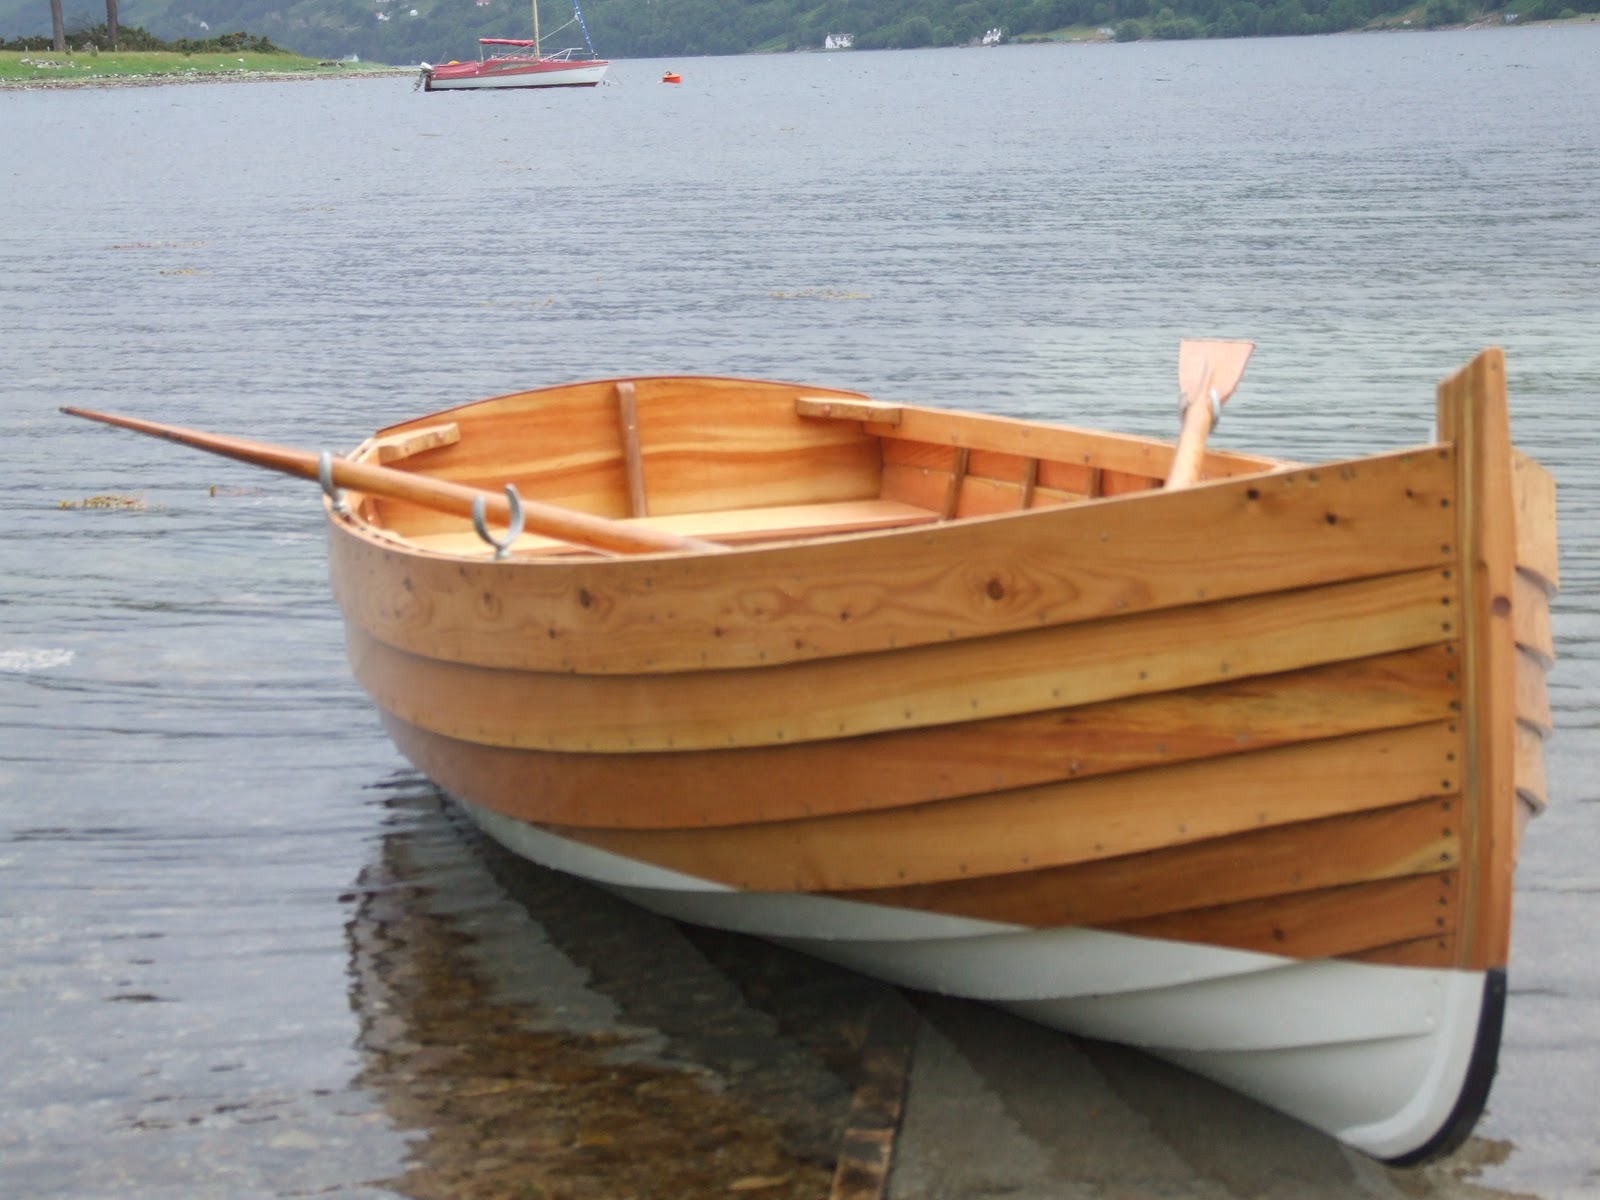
[
  {"x1": 60, "y1": 407, "x2": 724, "y2": 557},
  {"x1": 1164, "y1": 338, "x2": 1255, "y2": 490}
]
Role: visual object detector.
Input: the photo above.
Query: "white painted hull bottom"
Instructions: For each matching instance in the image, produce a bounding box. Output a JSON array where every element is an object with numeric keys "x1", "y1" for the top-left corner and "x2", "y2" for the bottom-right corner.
[{"x1": 461, "y1": 799, "x2": 1502, "y2": 1164}]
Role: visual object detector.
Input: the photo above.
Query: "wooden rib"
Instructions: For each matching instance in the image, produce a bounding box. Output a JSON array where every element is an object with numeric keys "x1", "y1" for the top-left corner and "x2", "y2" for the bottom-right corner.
[
  {"x1": 1437, "y1": 348, "x2": 1518, "y2": 971},
  {"x1": 1514, "y1": 569, "x2": 1555, "y2": 667},
  {"x1": 370, "y1": 422, "x2": 460, "y2": 464},
  {"x1": 1512, "y1": 448, "x2": 1559, "y2": 589},
  {"x1": 877, "y1": 441, "x2": 1101, "y2": 509},
  {"x1": 380, "y1": 646, "x2": 1460, "y2": 830},
  {"x1": 346, "y1": 567, "x2": 1457, "y2": 754},
  {"x1": 834, "y1": 798, "x2": 1459, "y2": 929},
  {"x1": 614, "y1": 381, "x2": 649, "y2": 518},
  {"x1": 796, "y1": 395, "x2": 904, "y2": 426},
  {"x1": 861, "y1": 404, "x2": 1284, "y2": 479},
  {"x1": 557, "y1": 722, "x2": 1461, "y2": 892},
  {"x1": 329, "y1": 445, "x2": 1458, "y2": 675},
  {"x1": 1019, "y1": 458, "x2": 1039, "y2": 509},
  {"x1": 940, "y1": 447, "x2": 969, "y2": 520},
  {"x1": 882, "y1": 450, "x2": 1041, "y2": 515},
  {"x1": 1105, "y1": 871, "x2": 1458, "y2": 962}
]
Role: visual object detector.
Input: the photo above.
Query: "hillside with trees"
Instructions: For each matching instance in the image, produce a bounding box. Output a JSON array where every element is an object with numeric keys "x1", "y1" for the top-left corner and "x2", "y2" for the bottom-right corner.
[{"x1": 2, "y1": 0, "x2": 1593, "y2": 66}]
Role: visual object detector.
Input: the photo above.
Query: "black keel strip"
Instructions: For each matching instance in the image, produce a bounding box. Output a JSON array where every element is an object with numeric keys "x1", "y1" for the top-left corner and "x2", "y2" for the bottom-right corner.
[{"x1": 1385, "y1": 967, "x2": 1507, "y2": 1166}]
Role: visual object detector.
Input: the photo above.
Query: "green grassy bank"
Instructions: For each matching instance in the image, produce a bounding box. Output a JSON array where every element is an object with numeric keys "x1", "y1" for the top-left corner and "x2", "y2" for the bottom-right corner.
[{"x1": 0, "y1": 49, "x2": 411, "y2": 87}]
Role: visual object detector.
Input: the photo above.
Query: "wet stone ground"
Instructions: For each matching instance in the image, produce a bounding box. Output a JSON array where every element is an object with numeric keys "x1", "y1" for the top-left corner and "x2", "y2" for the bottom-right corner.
[{"x1": 347, "y1": 783, "x2": 903, "y2": 1200}]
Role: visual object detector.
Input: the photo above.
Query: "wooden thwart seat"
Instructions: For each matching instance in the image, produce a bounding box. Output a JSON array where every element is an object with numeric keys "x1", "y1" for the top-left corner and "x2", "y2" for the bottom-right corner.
[{"x1": 401, "y1": 498, "x2": 940, "y2": 558}]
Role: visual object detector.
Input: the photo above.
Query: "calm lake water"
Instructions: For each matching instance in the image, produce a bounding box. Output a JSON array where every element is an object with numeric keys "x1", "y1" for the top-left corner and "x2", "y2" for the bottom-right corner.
[{"x1": 2, "y1": 28, "x2": 1597, "y2": 1199}]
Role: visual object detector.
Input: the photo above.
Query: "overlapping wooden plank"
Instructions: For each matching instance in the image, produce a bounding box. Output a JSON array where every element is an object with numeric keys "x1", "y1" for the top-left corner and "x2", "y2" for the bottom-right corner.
[
  {"x1": 1512, "y1": 448, "x2": 1559, "y2": 589},
  {"x1": 967, "y1": 447, "x2": 1030, "y2": 484},
  {"x1": 379, "y1": 646, "x2": 1460, "y2": 830},
  {"x1": 329, "y1": 445, "x2": 1459, "y2": 674},
  {"x1": 1347, "y1": 933, "x2": 1457, "y2": 969},
  {"x1": 1516, "y1": 647, "x2": 1553, "y2": 737},
  {"x1": 1514, "y1": 568, "x2": 1555, "y2": 667},
  {"x1": 556, "y1": 723, "x2": 1460, "y2": 892},
  {"x1": 1515, "y1": 721, "x2": 1549, "y2": 816},
  {"x1": 1100, "y1": 470, "x2": 1162, "y2": 496},
  {"x1": 1105, "y1": 871, "x2": 1458, "y2": 961},
  {"x1": 879, "y1": 462, "x2": 952, "y2": 511},
  {"x1": 346, "y1": 568, "x2": 1457, "y2": 753},
  {"x1": 835, "y1": 798, "x2": 1459, "y2": 929},
  {"x1": 953, "y1": 475, "x2": 1030, "y2": 518},
  {"x1": 1038, "y1": 459, "x2": 1104, "y2": 497}
]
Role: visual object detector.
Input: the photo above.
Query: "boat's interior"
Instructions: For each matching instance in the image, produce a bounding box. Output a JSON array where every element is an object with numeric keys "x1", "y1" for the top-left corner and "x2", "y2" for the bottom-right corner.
[{"x1": 347, "y1": 376, "x2": 1287, "y2": 557}]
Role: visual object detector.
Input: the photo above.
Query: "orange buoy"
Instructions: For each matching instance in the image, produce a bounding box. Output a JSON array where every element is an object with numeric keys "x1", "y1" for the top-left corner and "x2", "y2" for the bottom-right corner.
[{"x1": 662, "y1": 71, "x2": 681, "y2": 84}]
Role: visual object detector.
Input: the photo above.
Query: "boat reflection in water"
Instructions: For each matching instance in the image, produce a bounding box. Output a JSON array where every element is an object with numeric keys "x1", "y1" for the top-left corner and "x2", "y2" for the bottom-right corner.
[{"x1": 345, "y1": 772, "x2": 910, "y2": 1199}]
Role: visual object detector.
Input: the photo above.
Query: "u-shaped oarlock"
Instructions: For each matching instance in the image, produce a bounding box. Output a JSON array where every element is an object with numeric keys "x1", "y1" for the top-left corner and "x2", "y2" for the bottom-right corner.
[
  {"x1": 472, "y1": 484, "x2": 525, "y2": 560},
  {"x1": 318, "y1": 451, "x2": 350, "y2": 515},
  {"x1": 1177, "y1": 385, "x2": 1224, "y2": 428}
]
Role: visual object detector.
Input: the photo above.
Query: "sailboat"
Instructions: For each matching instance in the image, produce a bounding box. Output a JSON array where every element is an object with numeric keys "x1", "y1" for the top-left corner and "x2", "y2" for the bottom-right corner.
[{"x1": 418, "y1": 0, "x2": 609, "y2": 91}]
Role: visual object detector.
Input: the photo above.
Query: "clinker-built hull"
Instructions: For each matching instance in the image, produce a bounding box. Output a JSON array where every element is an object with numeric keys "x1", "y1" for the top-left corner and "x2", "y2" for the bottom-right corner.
[{"x1": 69, "y1": 347, "x2": 1559, "y2": 1164}]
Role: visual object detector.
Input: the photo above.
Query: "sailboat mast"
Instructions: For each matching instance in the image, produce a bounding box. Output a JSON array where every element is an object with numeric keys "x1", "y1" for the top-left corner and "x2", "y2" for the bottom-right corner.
[{"x1": 532, "y1": 0, "x2": 540, "y2": 56}]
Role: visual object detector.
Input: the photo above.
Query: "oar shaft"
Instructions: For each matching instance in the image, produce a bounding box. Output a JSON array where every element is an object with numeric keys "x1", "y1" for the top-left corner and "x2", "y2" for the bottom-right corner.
[
  {"x1": 1165, "y1": 366, "x2": 1219, "y2": 491},
  {"x1": 61, "y1": 407, "x2": 720, "y2": 556}
]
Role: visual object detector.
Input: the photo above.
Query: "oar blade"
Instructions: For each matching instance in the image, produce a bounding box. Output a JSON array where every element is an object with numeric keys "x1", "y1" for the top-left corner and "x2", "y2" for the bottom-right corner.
[{"x1": 1179, "y1": 338, "x2": 1255, "y2": 407}]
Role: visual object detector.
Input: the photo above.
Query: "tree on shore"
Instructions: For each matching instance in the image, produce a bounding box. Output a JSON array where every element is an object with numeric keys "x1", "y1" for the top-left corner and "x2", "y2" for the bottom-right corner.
[
  {"x1": 106, "y1": 0, "x2": 119, "y2": 48},
  {"x1": 49, "y1": 0, "x2": 64, "y2": 50}
]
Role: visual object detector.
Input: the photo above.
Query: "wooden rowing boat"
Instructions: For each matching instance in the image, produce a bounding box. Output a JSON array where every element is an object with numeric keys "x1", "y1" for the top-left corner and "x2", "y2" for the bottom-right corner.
[{"x1": 64, "y1": 342, "x2": 1559, "y2": 1164}]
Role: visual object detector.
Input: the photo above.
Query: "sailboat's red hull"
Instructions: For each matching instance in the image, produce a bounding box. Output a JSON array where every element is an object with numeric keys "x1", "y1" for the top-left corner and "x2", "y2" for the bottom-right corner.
[{"x1": 421, "y1": 56, "x2": 608, "y2": 90}]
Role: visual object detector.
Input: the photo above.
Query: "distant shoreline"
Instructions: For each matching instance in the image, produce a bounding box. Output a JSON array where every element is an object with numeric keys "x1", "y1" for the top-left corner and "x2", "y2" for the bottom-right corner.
[
  {"x1": 0, "y1": 64, "x2": 415, "y2": 91},
  {"x1": 3, "y1": 16, "x2": 1594, "y2": 92}
]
